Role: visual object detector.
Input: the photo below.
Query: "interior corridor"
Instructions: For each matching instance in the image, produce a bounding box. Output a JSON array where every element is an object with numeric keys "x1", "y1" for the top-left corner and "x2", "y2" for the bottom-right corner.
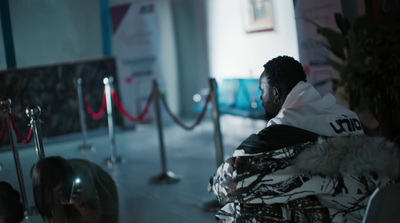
[{"x1": 0, "y1": 115, "x2": 266, "y2": 223}]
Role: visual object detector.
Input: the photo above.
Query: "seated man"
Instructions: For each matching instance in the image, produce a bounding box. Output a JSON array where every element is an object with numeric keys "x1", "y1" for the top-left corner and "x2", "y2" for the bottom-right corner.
[{"x1": 208, "y1": 56, "x2": 400, "y2": 222}]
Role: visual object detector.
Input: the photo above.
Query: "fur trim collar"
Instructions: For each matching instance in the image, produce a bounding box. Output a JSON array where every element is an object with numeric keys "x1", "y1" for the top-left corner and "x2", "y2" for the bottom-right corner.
[{"x1": 293, "y1": 136, "x2": 400, "y2": 179}]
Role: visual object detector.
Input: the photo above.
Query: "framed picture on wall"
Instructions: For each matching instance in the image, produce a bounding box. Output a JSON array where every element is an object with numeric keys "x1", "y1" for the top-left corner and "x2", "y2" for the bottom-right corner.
[{"x1": 242, "y1": 0, "x2": 274, "y2": 33}]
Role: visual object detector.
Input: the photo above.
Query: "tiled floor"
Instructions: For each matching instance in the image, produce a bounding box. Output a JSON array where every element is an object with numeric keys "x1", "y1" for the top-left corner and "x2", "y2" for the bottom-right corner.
[{"x1": 0, "y1": 115, "x2": 266, "y2": 223}]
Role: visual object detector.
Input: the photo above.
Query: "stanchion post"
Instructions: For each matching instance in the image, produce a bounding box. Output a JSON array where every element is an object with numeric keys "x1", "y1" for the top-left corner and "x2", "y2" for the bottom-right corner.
[
  {"x1": 149, "y1": 80, "x2": 179, "y2": 185},
  {"x1": 26, "y1": 104, "x2": 45, "y2": 159},
  {"x1": 209, "y1": 78, "x2": 224, "y2": 166},
  {"x1": 103, "y1": 76, "x2": 121, "y2": 166},
  {"x1": 74, "y1": 77, "x2": 93, "y2": 152},
  {"x1": 0, "y1": 98, "x2": 33, "y2": 216},
  {"x1": 202, "y1": 78, "x2": 225, "y2": 213}
]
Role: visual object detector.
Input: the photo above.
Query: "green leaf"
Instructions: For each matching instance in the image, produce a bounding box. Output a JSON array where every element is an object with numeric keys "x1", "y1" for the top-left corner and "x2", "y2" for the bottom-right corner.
[
  {"x1": 334, "y1": 13, "x2": 350, "y2": 35},
  {"x1": 316, "y1": 27, "x2": 347, "y2": 60}
]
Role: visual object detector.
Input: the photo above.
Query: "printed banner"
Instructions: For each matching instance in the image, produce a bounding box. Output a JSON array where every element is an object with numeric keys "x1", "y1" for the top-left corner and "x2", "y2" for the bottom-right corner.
[
  {"x1": 111, "y1": 1, "x2": 164, "y2": 127},
  {"x1": 293, "y1": 0, "x2": 344, "y2": 104}
]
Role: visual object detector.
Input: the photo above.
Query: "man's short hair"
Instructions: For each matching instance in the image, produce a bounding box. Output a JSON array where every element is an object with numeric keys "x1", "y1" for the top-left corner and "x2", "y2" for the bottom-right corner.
[{"x1": 263, "y1": 56, "x2": 307, "y2": 93}]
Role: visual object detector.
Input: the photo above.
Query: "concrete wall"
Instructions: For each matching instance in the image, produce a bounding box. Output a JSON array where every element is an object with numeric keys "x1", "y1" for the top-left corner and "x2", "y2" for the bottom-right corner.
[
  {"x1": 206, "y1": 0, "x2": 300, "y2": 80},
  {"x1": 170, "y1": 0, "x2": 210, "y2": 116},
  {"x1": 0, "y1": 0, "x2": 180, "y2": 115},
  {"x1": 1, "y1": 0, "x2": 102, "y2": 68}
]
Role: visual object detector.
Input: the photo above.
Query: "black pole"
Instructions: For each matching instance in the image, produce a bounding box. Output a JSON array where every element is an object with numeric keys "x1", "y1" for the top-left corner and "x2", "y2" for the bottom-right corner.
[
  {"x1": 149, "y1": 80, "x2": 179, "y2": 185},
  {"x1": 99, "y1": 0, "x2": 112, "y2": 56},
  {"x1": 0, "y1": 0, "x2": 17, "y2": 68},
  {"x1": 153, "y1": 80, "x2": 167, "y2": 174},
  {"x1": 209, "y1": 78, "x2": 224, "y2": 166},
  {"x1": 201, "y1": 79, "x2": 224, "y2": 212}
]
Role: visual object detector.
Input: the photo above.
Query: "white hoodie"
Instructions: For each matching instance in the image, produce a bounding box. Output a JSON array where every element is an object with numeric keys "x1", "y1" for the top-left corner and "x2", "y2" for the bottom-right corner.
[{"x1": 267, "y1": 81, "x2": 364, "y2": 136}]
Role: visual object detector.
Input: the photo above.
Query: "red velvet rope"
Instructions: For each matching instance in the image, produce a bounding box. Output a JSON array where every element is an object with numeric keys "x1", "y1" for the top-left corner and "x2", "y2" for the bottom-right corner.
[
  {"x1": 159, "y1": 90, "x2": 211, "y2": 131},
  {"x1": 9, "y1": 115, "x2": 34, "y2": 144},
  {"x1": 0, "y1": 118, "x2": 6, "y2": 142},
  {"x1": 83, "y1": 93, "x2": 107, "y2": 120},
  {"x1": 111, "y1": 89, "x2": 154, "y2": 123}
]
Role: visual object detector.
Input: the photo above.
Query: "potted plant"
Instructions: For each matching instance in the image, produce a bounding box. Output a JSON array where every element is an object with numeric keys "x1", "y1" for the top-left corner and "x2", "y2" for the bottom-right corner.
[{"x1": 306, "y1": 7, "x2": 400, "y2": 143}]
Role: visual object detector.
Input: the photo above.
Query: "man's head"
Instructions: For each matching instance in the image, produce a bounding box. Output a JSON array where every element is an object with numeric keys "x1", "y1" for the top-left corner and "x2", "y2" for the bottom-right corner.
[{"x1": 259, "y1": 56, "x2": 306, "y2": 120}]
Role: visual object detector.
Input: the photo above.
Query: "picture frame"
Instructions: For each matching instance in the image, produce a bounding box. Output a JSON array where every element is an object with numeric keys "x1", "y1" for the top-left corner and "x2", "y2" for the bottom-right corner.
[{"x1": 242, "y1": 0, "x2": 274, "y2": 33}]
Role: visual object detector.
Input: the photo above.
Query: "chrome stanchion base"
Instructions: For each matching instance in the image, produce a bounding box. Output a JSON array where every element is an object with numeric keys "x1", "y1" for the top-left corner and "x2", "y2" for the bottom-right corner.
[
  {"x1": 105, "y1": 156, "x2": 123, "y2": 167},
  {"x1": 25, "y1": 209, "x2": 37, "y2": 216},
  {"x1": 149, "y1": 171, "x2": 180, "y2": 185},
  {"x1": 202, "y1": 199, "x2": 222, "y2": 212},
  {"x1": 78, "y1": 144, "x2": 94, "y2": 152},
  {"x1": 23, "y1": 207, "x2": 39, "y2": 219}
]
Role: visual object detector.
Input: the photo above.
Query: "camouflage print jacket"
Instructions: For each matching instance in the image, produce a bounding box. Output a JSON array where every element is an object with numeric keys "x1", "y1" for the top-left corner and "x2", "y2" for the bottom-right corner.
[{"x1": 209, "y1": 134, "x2": 399, "y2": 223}]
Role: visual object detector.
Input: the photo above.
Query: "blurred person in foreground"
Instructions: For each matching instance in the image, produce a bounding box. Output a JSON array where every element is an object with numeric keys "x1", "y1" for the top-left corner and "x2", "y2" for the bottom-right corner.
[
  {"x1": 0, "y1": 181, "x2": 24, "y2": 223},
  {"x1": 208, "y1": 55, "x2": 400, "y2": 222},
  {"x1": 32, "y1": 156, "x2": 118, "y2": 223}
]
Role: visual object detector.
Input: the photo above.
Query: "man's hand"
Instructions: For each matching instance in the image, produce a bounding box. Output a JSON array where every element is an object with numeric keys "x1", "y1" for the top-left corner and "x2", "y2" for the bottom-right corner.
[
  {"x1": 70, "y1": 188, "x2": 102, "y2": 223},
  {"x1": 70, "y1": 189, "x2": 85, "y2": 210}
]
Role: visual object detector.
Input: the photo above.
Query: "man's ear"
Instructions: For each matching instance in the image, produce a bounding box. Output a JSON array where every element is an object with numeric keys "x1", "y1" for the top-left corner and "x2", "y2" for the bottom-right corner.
[{"x1": 272, "y1": 86, "x2": 280, "y2": 99}]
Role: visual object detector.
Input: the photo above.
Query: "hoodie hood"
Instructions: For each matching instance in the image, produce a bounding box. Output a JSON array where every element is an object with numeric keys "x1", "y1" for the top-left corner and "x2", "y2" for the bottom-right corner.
[{"x1": 267, "y1": 82, "x2": 364, "y2": 137}]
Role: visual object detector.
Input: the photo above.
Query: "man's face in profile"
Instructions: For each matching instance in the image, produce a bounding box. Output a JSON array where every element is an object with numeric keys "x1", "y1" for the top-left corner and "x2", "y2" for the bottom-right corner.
[{"x1": 259, "y1": 71, "x2": 276, "y2": 120}]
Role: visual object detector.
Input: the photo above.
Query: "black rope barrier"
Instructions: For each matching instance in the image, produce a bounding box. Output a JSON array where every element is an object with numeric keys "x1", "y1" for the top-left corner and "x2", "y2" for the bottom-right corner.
[{"x1": 158, "y1": 90, "x2": 212, "y2": 130}]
